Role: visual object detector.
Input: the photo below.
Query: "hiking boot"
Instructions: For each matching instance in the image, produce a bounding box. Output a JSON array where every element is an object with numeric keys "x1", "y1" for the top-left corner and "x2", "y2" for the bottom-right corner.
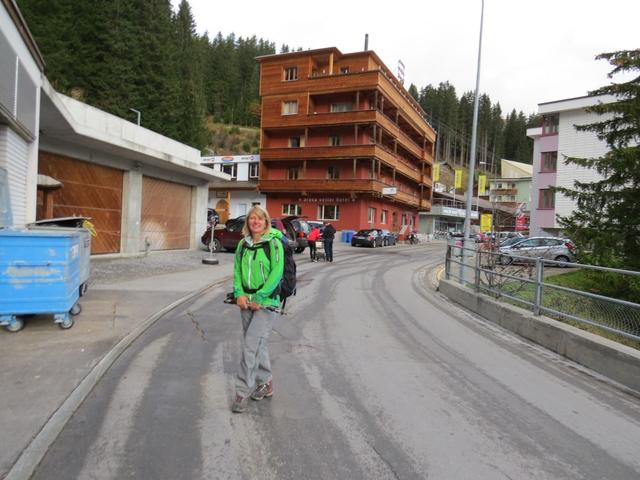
[
  {"x1": 232, "y1": 394, "x2": 249, "y2": 413},
  {"x1": 251, "y1": 380, "x2": 273, "y2": 401}
]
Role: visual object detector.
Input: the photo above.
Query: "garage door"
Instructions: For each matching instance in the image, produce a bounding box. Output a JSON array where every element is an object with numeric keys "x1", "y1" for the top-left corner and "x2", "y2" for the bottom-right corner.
[
  {"x1": 38, "y1": 152, "x2": 123, "y2": 254},
  {"x1": 141, "y1": 176, "x2": 191, "y2": 251}
]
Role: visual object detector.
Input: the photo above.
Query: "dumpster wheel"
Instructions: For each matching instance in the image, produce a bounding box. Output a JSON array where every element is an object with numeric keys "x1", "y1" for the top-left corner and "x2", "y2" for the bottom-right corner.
[
  {"x1": 59, "y1": 317, "x2": 74, "y2": 329},
  {"x1": 5, "y1": 317, "x2": 25, "y2": 333},
  {"x1": 70, "y1": 303, "x2": 82, "y2": 316}
]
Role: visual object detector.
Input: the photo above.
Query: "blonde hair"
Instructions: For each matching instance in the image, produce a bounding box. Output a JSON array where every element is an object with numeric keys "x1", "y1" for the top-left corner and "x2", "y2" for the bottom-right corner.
[{"x1": 242, "y1": 205, "x2": 272, "y2": 237}]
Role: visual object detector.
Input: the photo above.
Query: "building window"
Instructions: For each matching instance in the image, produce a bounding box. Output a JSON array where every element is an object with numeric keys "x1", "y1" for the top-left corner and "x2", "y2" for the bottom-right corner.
[
  {"x1": 539, "y1": 189, "x2": 555, "y2": 209},
  {"x1": 318, "y1": 204, "x2": 340, "y2": 220},
  {"x1": 541, "y1": 151, "x2": 558, "y2": 172},
  {"x1": 329, "y1": 135, "x2": 341, "y2": 146},
  {"x1": 542, "y1": 114, "x2": 559, "y2": 135},
  {"x1": 289, "y1": 136, "x2": 301, "y2": 148},
  {"x1": 330, "y1": 102, "x2": 353, "y2": 113},
  {"x1": 288, "y1": 168, "x2": 299, "y2": 180},
  {"x1": 283, "y1": 66, "x2": 298, "y2": 81},
  {"x1": 381, "y1": 210, "x2": 387, "y2": 224},
  {"x1": 282, "y1": 204, "x2": 302, "y2": 215},
  {"x1": 368, "y1": 207, "x2": 376, "y2": 223},
  {"x1": 327, "y1": 166, "x2": 340, "y2": 179},
  {"x1": 249, "y1": 163, "x2": 259, "y2": 178},
  {"x1": 340, "y1": 66, "x2": 350, "y2": 74},
  {"x1": 222, "y1": 163, "x2": 237, "y2": 179},
  {"x1": 282, "y1": 100, "x2": 298, "y2": 115}
]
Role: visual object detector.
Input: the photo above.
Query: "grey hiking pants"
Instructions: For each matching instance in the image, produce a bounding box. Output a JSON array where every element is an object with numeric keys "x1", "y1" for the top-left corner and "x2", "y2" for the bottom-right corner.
[{"x1": 235, "y1": 308, "x2": 275, "y2": 397}]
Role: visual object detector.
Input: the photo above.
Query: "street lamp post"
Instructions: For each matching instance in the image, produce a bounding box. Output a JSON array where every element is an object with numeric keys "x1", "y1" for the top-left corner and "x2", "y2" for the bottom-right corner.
[
  {"x1": 461, "y1": 0, "x2": 485, "y2": 284},
  {"x1": 129, "y1": 108, "x2": 141, "y2": 126}
]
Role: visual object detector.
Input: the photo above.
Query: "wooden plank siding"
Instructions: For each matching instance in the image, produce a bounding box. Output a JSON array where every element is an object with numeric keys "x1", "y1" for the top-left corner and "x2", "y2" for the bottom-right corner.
[
  {"x1": 140, "y1": 176, "x2": 191, "y2": 251},
  {"x1": 37, "y1": 152, "x2": 123, "y2": 254}
]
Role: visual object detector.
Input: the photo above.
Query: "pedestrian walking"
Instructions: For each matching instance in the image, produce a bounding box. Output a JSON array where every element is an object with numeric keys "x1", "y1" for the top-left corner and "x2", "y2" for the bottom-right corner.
[
  {"x1": 231, "y1": 205, "x2": 284, "y2": 413},
  {"x1": 322, "y1": 221, "x2": 336, "y2": 262},
  {"x1": 307, "y1": 225, "x2": 321, "y2": 262}
]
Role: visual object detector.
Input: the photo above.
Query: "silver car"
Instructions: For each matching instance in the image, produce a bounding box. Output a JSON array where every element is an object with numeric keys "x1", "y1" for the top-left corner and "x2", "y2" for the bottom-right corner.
[{"x1": 499, "y1": 236, "x2": 577, "y2": 265}]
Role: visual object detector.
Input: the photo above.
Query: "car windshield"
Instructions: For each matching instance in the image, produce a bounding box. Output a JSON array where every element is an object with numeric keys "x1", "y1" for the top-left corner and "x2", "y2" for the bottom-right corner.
[{"x1": 355, "y1": 229, "x2": 375, "y2": 236}]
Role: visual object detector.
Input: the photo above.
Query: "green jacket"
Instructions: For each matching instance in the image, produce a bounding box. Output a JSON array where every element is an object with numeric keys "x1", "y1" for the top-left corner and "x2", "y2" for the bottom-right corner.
[{"x1": 233, "y1": 227, "x2": 284, "y2": 308}]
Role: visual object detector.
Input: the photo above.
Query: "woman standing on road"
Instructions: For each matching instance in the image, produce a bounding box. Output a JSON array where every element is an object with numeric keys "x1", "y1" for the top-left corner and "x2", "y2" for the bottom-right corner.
[{"x1": 231, "y1": 205, "x2": 284, "y2": 413}]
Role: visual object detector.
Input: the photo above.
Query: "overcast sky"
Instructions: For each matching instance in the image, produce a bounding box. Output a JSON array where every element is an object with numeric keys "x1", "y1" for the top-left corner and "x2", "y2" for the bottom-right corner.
[{"x1": 176, "y1": 0, "x2": 639, "y2": 116}]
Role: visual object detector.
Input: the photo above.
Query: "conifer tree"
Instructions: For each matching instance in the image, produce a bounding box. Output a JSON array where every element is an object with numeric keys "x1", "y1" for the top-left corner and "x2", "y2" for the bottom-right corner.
[{"x1": 554, "y1": 49, "x2": 640, "y2": 269}]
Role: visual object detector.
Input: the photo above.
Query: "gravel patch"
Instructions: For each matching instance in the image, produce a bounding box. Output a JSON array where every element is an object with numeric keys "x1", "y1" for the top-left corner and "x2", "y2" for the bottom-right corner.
[{"x1": 90, "y1": 249, "x2": 234, "y2": 285}]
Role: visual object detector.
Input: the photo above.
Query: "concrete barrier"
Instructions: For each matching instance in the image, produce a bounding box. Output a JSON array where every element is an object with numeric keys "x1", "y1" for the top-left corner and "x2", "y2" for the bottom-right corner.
[{"x1": 439, "y1": 279, "x2": 640, "y2": 394}]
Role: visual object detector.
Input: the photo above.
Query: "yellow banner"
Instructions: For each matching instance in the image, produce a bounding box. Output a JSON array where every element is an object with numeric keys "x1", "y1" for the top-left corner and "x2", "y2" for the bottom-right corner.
[
  {"x1": 433, "y1": 163, "x2": 440, "y2": 182},
  {"x1": 478, "y1": 175, "x2": 486, "y2": 195},
  {"x1": 481, "y1": 213, "x2": 492, "y2": 232},
  {"x1": 454, "y1": 169, "x2": 463, "y2": 189}
]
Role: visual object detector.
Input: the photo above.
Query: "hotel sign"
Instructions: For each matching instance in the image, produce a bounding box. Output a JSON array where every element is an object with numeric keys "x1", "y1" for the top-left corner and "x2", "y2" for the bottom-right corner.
[
  {"x1": 297, "y1": 197, "x2": 355, "y2": 203},
  {"x1": 382, "y1": 187, "x2": 397, "y2": 195}
]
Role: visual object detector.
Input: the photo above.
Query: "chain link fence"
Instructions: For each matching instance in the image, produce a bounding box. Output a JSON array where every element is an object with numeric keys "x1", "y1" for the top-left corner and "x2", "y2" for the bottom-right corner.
[{"x1": 445, "y1": 243, "x2": 640, "y2": 342}]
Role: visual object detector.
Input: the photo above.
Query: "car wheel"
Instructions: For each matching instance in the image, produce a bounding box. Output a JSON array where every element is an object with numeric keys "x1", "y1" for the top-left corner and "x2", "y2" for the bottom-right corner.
[
  {"x1": 500, "y1": 255, "x2": 513, "y2": 265},
  {"x1": 554, "y1": 255, "x2": 570, "y2": 266},
  {"x1": 207, "y1": 238, "x2": 221, "y2": 252},
  {"x1": 383, "y1": 239, "x2": 388, "y2": 247},
  {"x1": 295, "y1": 246, "x2": 305, "y2": 254}
]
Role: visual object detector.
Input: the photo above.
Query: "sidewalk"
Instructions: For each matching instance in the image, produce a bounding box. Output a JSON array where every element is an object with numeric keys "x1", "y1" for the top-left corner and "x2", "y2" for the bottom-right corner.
[{"x1": 0, "y1": 249, "x2": 235, "y2": 479}]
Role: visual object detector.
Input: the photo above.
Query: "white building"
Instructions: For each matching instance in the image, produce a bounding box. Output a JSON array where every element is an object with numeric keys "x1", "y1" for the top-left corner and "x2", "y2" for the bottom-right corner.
[
  {"x1": 527, "y1": 94, "x2": 615, "y2": 237},
  {"x1": 0, "y1": 0, "x2": 44, "y2": 227},
  {"x1": 201, "y1": 155, "x2": 265, "y2": 222}
]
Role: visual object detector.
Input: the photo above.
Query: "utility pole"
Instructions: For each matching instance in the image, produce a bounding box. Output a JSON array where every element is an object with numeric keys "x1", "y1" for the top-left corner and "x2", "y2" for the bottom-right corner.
[{"x1": 461, "y1": 0, "x2": 484, "y2": 284}]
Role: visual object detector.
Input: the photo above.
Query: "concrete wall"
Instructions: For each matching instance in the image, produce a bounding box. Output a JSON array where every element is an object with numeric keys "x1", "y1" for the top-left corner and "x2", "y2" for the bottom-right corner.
[{"x1": 439, "y1": 279, "x2": 640, "y2": 394}]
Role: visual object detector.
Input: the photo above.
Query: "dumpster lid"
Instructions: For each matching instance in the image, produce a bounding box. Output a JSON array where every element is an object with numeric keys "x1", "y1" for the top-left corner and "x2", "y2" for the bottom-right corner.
[{"x1": 32, "y1": 216, "x2": 92, "y2": 224}]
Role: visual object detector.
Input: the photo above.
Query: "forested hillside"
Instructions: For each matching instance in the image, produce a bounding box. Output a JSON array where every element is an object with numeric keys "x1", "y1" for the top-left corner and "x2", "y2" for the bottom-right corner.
[{"x1": 18, "y1": 0, "x2": 536, "y2": 163}]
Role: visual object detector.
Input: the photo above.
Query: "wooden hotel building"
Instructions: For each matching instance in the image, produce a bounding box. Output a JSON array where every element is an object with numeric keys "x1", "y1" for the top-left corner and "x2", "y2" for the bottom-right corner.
[{"x1": 256, "y1": 47, "x2": 436, "y2": 232}]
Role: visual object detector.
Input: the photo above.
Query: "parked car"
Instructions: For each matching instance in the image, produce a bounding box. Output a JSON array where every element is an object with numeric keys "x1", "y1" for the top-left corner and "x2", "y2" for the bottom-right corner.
[
  {"x1": 377, "y1": 229, "x2": 397, "y2": 246},
  {"x1": 201, "y1": 215, "x2": 299, "y2": 252},
  {"x1": 499, "y1": 236, "x2": 577, "y2": 265},
  {"x1": 281, "y1": 215, "x2": 310, "y2": 253},
  {"x1": 499, "y1": 236, "x2": 528, "y2": 248},
  {"x1": 351, "y1": 229, "x2": 384, "y2": 248},
  {"x1": 306, "y1": 220, "x2": 325, "y2": 233}
]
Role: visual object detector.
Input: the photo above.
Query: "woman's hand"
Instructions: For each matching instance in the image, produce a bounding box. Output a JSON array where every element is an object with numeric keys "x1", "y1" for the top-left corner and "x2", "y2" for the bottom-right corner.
[
  {"x1": 248, "y1": 301, "x2": 262, "y2": 311},
  {"x1": 236, "y1": 296, "x2": 249, "y2": 310}
]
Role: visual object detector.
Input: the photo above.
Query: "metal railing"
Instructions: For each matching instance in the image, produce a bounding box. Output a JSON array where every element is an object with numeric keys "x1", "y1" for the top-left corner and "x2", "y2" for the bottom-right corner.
[{"x1": 445, "y1": 244, "x2": 640, "y2": 342}]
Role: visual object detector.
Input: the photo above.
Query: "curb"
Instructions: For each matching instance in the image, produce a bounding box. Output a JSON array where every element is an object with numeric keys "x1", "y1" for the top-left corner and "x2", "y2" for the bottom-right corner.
[{"x1": 5, "y1": 277, "x2": 230, "y2": 480}]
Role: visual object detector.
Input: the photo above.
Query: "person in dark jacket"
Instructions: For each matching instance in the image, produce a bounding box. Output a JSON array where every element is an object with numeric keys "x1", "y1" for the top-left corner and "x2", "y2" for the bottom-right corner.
[{"x1": 322, "y1": 222, "x2": 336, "y2": 262}]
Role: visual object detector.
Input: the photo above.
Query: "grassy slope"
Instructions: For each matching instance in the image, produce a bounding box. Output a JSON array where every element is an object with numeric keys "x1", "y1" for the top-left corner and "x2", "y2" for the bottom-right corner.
[{"x1": 205, "y1": 117, "x2": 260, "y2": 155}]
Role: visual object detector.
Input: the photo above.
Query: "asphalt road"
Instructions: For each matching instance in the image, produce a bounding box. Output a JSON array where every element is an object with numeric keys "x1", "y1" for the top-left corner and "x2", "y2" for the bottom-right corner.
[{"x1": 33, "y1": 244, "x2": 640, "y2": 479}]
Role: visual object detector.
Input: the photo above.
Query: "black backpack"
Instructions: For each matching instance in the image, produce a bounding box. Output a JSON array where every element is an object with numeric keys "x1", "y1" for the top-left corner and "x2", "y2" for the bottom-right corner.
[{"x1": 240, "y1": 236, "x2": 296, "y2": 312}]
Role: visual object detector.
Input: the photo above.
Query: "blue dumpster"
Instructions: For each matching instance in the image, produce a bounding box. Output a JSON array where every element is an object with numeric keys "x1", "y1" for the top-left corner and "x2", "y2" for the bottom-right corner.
[
  {"x1": 344, "y1": 230, "x2": 355, "y2": 243},
  {"x1": 0, "y1": 229, "x2": 82, "y2": 332}
]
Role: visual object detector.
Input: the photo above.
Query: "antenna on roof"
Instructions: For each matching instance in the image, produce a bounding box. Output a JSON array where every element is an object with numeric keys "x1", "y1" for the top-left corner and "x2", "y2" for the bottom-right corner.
[{"x1": 364, "y1": 33, "x2": 369, "y2": 51}]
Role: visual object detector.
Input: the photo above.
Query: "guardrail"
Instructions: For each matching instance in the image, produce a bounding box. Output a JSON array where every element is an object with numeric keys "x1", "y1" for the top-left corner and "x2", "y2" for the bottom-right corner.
[{"x1": 445, "y1": 244, "x2": 640, "y2": 342}]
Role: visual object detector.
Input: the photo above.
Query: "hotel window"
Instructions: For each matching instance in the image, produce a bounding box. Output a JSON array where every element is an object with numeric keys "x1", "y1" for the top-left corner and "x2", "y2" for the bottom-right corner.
[
  {"x1": 282, "y1": 204, "x2": 302, "y2": 215},
  {"x1": 318, "y1": 204, "x2": 340, "y2": 221},
  {"x1": 249, "y1": 163, "x2": 259, "y2": 178},
  {"x1": 287, "y1": 168, "x2": 299, "y2": 180},
  {"x1": 381, "y1": 210, "x2": 388, "y2": 224},
  {"x1": 340, "y1": 66, "x2": 350, "y2": 74},
  {"x1": 222, "y1": 163, "x2": 237, "y2": 179},
  {"x1": 541, "y1": 151, "x2": 558, "y2": 172},
  {"x1": 368, "y1": 207, "x2": 376, "y2": 223},
  {"x1": 329, "y1": 135, "x2": 341, "y2": 146},
  {"x1": 330, "y1": 102, "x2": 353, "y2": 113},
  {"x1": 283, "y1": 66, "x2": 298, "y2": 81},
  {"x1": 539, "y1": 189, "x2": 555, "y2": 209},
  {"x1": 282, "y1": 100, "x2": 298, "y2": 115},
  {"x1": 327, "y1": 166, "x2": 340, "y2": 179},
  {"x1": 542, "y1": 114, "x2": 559, "y2": 135},
  {"x1": 289, "y1": 136, "x2": 301, "y2": 148}
]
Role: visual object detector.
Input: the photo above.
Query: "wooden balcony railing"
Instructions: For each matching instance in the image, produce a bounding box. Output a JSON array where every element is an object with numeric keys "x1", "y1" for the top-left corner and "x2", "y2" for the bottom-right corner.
[{"x1": 258, "y1": 178, "x2": 428, "y2": 209}]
